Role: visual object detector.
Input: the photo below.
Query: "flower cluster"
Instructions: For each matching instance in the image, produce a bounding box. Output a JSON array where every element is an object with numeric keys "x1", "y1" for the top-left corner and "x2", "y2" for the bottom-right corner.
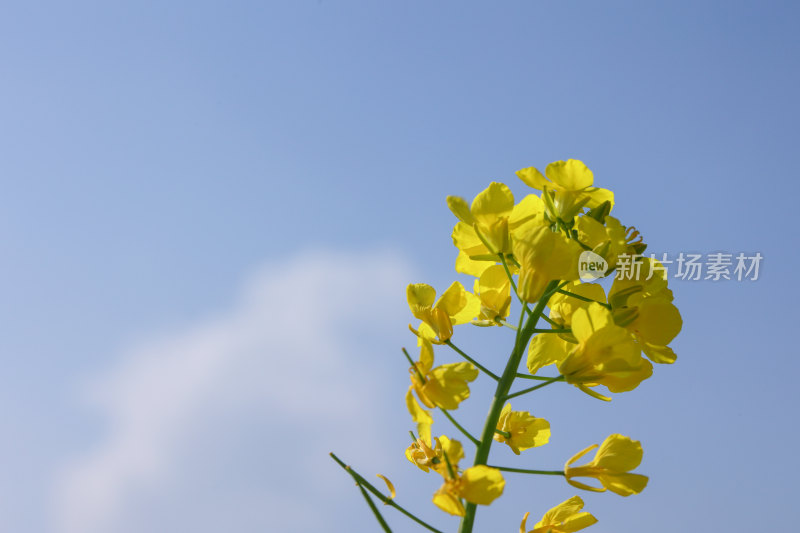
[{"x1": 332, "y1": 159, "x2": 682, "y2": 532}]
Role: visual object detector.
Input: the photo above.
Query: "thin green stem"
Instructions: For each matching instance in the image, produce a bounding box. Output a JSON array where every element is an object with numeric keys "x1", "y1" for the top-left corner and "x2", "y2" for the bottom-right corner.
[
  {"x1": 555, "y1": 289, "x2": 612, "y2": 309},
  {"x1": 539, "y1": 313, "x2": 560, "y2": 328},
  {"x1": 402, "y1": 348, "x2": 427, "y2": 383},
  {"x1": 494, "y1": 318, "x2": 518, "y2": 331},
  {"x1": 494, "y1": 429, "x2": 511, "y2": 439},
  {"x1": 504, "y1": 375, "x2": 565, "y2": 401},
  {"x1": 440, "y1": 409, "x2": 480, "y2": 446},
  {"x1": 357, "y1": 484, "x2": 393, "y2": 532},
  {"x1": 530, "y1": 328, "x2": 571, "y2": 334},
  {"x1": 330, "y1": 453, "x2": 444, "y2": 533},
  {"x1": 445, "y1": 341, "x2": 500, "y2": 381},
  {"x1": 488, "y1": 465, "x2": 565, "y2": 476},
  {"x1": 515, "y1": 373, "x2": 560, "y2": 381},
  {"x1": 457, "y1": 280, "x2": 560, "y2": 533}
]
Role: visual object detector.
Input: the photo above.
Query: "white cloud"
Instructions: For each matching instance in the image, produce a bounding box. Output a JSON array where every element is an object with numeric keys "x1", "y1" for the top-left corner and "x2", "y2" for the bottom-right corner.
[{"x1": 52, "y1": 249, "x2": 413, "y2": 533}]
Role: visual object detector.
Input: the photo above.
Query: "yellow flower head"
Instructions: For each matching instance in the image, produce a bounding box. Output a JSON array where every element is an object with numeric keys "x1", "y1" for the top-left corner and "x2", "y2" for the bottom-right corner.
[
  {"x1": 608, "y1": 259, "x2": 683, "y2": 365},
  {"x1": 472, "y1": 264, "x2": 512, "y2": 326},
  {"x1": 494, "y1": 403, "x2": 551, "y2": 455},
  {"x1": 517, "y1": 160, "x2": 614, "y2": 221},
  {"x1": 513, "y1": 225, "x2": 582, "y2": 302},
  {"x1": 405, "y1": 341, "x2": 478, "y2": 443},
  {"x1": 448, "y1": 184, "x2": 547, "y2": 277},
  {"x1": 407, "y1": 281, "x2": 480, "y2": 342},
  {"x1": 520, "y1": 496, "x2": 598, "y2": 533},
  {"x1": 575, "y1": 215, "x2": 646, "y2": 270},
  {"x1": 405, "y1": 434, "x2": 463, "y2": 474},
  {"x1": 565, "y1": 434, "x2": 649, "y2": 496},
  {"x1": 558, "y1": 303, "x2": 652, "y2": 400},
  {"x1": 547, "y1": 282, "x2": 608, "y2": 330},
  {"x1": 432, "y1": 464, "x2": 505, "y2": 516}
]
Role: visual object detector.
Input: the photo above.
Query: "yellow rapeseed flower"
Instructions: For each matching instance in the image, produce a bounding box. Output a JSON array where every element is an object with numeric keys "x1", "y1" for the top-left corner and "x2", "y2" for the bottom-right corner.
[
  {"x1": 407, "y1": 281, "x2": 480, "y2": 342},
  {"x1": 405, "y1": 341, "x2": 478, "y2": 442},
  {"x1": 405, "y1": 434, "x2": 463, "y2": 475},
  {"x1": 520, "y1": 496, "x2": 597, "y2": 533},
  {"x1": 472, "y1": 264, "x2": 512, "y2": 326},
  {"x1": 432, "y1": 464, "x2": 505, "y2": 516},
  {"x1": 448, "y1": 183, "x2": 546, "y2": 276},
  {"x1": 558, "y1": 303, "x2": 652, "y2": 400},
  {"x1": 513, "y1": 225, "x2": 582, "y2": 302},
  {"x1": 565, "y1": 434, "x2": 649, "y2": 496},
  {"x1": 516, "y1": 160, "x2": 613, "y2": 220},
  {"x1": 528, "y1": 303, "x2": 651, "y2": 400},
  {"x1": 494, "y1": 403, "x2": 551, "y2": 455}
]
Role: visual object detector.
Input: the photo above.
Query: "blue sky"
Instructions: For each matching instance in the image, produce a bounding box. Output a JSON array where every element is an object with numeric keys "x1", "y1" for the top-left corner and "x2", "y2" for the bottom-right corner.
[{"x1": 1, "y1": 1, "x2": 798, "y2": 532}]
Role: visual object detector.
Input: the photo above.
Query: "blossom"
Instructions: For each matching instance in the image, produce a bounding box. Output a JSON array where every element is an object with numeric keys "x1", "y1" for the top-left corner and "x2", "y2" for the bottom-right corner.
[
  {"x1": 432, "y1": 465, "x2": 505, "y2": 516},
  {"x1": 407, "y1": 281, "x2": 480, "y2": 342},
  {"x1": 520, "y1": 496, "x2": 597, "y2": 533},
  {"x1": 405, "y1": 434, "x2": 463, "y2": 474},
  {"x1": 513, "y1": 225, "x2": 582, "y2": 302},
  {"x1": 528, "y1": 303, "x2": 651, "y2": 400},
  {"x1": 558, "y1": 303, "x2": 652, "y2": 400},
  {"x1": 547, "y1": 282, "x2": 607, "y2": 330},
  {"x1": 517, "y1": 159, "x2": 613, "y2": 220},
  {"x1": 472, "y1": 264, "x2": 512, "y2": 326},
  {"x1": 405, "y1": 341, "x2": 478, "y2": 442},
  {"x1": 608, "y1": 257, "x2": 682, "y2": 364},
  {"x1": 448, "y1": 183, "x2": 546, "y2": 276},
  {"x1": 565, "y1": 434, "x2": 648, "y2": 496},
  {"x1": 493, "y1": 403, "x2": 551, "y2": 454},
  {"x1": 575, "y1": 215, "x2": 646, "y2": 270}
]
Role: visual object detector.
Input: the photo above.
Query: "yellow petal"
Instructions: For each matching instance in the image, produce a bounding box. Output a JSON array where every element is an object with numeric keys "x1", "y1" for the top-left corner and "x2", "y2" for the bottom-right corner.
[
  {"x1": 459, "y1": 465, "x2": 505, "y2": 505},
  {"x1": 405, "y1": 387, "x2": 432, "y2": 444},
  {"x1": 419, "y1": 340, "x2": 435, "y2": 373},
  {"x1": 594, "y1": 434, "x2": 643, "y2": 472},
  {"x1": 516, "y1": 166, "x2": 550, "y2": 191},
  {"x1": 432, "y1": 486, "x2": 465, "y2": 516},
  {"x1": 570, "y1": 303, "x2": 614, "y2": 342},
  {"x1": 438, "y1": 435, "x2": 464, "y2": 469},
  {"x1": 537, "y1": 495, "x2": 585, "y2": 527},
  {"x1": 632, "y1": 300, "x2": 682, "y2": 346},
  {"x1": 509, "y1": 194, "x2": 545, "y2": 233},
  {"x1": 527, "y1": 334, "x2": 570, "y2": 374},
  {"x1": 435, "y1": 281, "x2": 480, "y2": 325},
  {"x1": 446, "y1": 195, "x2": 475, "y2": 224},
  {"x1": 561, "y1": 511, "x2": 598, "y2": 532},
  {"x1": 641, "y1": 342, "x2": 677, "y2": 364},
  {"x1": 599, "y1": 472, "x2": 649, "y2": 496},
  {"x1": 545, "y1": 159, "x2": 594, "y2": 191},
  {"x1": 520, "y1": 511, "x2": 530, "y2": 533},
  {"x1": 407, "y1": 284, "x2": 436, "y2": 319},
  {"x1": 455, "y1": 249, "x2": 493, "y2": 277},
  {"x1": 376, "y1": 474, "x2": 396, "y2": 500},
  {"x1": 527, "y1": 333, "x2": 574, "y2": 375},
  {"x1": 471, "y1": 182, "x2": 514, "y2": 227}
]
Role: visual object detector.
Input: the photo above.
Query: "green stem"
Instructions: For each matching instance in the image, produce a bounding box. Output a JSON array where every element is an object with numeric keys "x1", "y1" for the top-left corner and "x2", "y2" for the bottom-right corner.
[
  {"x1": 494, "y1": 318, "x2": 518, "y2": 331},
  {"x1": 488, "y1": 465, "x2": 565, "y2": 476},
  {"x1": 330, "y1": 453, "x2": 444, "y2": 533},
  {"x1": 505, "y1": 375, "x2": 565, "y2": 401},
  {"x1": 357, "y1": 484, "x2": 393, "y2": 532},
  {"x1": 457, "y1": 280, "x2": 560, "y2": 533},
  {"x1": 494, "y1": 429, "x2": 511, "y2": 439},
  {"x1": 539, "y1": 313, "x2": 561, "y2": 328},
  {"x1": 402, "y1": 348, "x2": 426, "y2": 383},
  {"x1": 555, "y1": 289, "x2": 612, "y2": 309},
  {"x1": 440, "y1": 409, "x2": 480, "y2": 446},
  {"x1": 445, "y1": 341, "x2": 500, "y2": 381},
  {"x1": 515, "y1": 373, "x2": 560, "y2": 381},
  {"x1": 530, "y1": 328, "x2": 571, "y2": 334}
]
